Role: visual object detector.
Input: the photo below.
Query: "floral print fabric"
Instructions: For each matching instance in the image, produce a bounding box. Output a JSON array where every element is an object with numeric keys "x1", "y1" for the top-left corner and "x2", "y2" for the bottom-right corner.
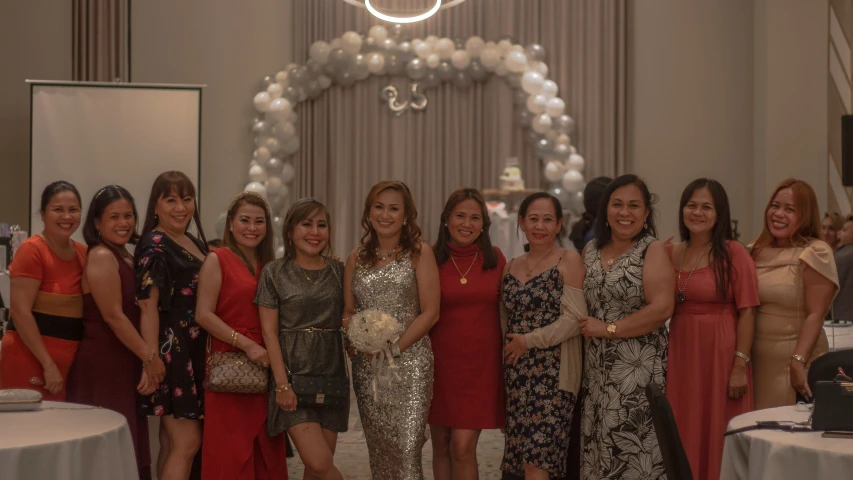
[
  {"x1": 581, "y1": 234, "x2": 667, "y2": 479},
  {"x1": 501, "y1": 265, "x2": 575, "y2": 477},
  {"x1": 136, "y1": 231, "x2": 208, "y2": 419}
]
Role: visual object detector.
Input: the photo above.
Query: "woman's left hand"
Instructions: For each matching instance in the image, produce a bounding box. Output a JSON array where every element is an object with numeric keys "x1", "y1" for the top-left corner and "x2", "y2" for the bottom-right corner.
[
  {"x1": 503, "y1": 333, "x2": 528, "y2": 366},
  {"x1": 728, "y1": 364, "x2": 749, "y2": 400},
  {"x1": 790, "y1": 358, "x2": 812, "y2": 398},
  {"x1": 579, "y1": 316, "x2": 609, "y2": 339}
]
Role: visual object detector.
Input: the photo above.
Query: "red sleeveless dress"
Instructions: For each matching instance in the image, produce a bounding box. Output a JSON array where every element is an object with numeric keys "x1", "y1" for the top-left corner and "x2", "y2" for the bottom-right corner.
[{"x1": 201, "y1": 248, "x2": 287, "y2": 480}]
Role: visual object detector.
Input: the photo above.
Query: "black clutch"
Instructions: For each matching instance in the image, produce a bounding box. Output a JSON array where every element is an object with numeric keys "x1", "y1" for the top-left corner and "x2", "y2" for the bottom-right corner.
[
  {"x1": 290, "y1": 375, "x2": 349, "y2": 408},
  {"x1": 812, "y1": 377, "x2": 853, "y2": 431}
]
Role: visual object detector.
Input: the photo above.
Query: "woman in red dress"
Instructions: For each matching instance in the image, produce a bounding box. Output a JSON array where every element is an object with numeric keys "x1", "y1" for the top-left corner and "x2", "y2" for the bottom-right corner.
[
  {"x1": 429, "y1": 188, "x2": 506, "y2": 480},
  {"x1": 67, "y1": 185, "x2": 163, "y2": 480},
  {"x1": 666, "y1": 179, "x2": 759, "y2": 480},
  {"x1": 196, "y1": 191, "x2": 286, "y2": 480},
  {"x1": 0, "y1": 181, "x2": 87, "y2": 401}
]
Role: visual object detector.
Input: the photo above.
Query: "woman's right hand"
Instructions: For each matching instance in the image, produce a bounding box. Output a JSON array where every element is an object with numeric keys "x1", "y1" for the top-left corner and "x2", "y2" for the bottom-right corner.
[
  {"x1": 144, "y1": 355, "x2": 166, "y2": 385},
  {"x1": 137, "y1": 369, "x2": 157, "y2": 396},
  {"x1": 42, "y1": 362, "x2": 63, "y2": 395},
  {"x1": 244, "y1": 341, "x2": 270, "y2": 368},
  {"x1": 275, "y1": 388, "x2": 297, "y2": 412}
]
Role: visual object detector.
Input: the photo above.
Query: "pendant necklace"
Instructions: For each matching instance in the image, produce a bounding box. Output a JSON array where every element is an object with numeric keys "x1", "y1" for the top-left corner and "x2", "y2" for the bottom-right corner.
[
  {"x1": 677, "y1": 242, "x2": 711, "y2": 303},
  {"x1": 450, "y1": 251, "x2": 478, "y2": 284},
  {"x1": 376, "y1": 245, "x2": 400, "y2": 259},
  {"x1": 299, "y1": 259, "x2": 327, "y2": 285},
  {"x1": 526, "y1": 246, "x2": 556, "y2": 278}
]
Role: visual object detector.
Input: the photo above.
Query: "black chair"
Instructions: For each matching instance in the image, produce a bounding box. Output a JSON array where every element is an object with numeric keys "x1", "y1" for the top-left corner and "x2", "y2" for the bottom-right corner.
[
  {"x1": 807, "y1": 348, "x2": 853, "y2": 393},
  {"x1": 645, "y1": 383, "x2": 693, "y2": 480}
]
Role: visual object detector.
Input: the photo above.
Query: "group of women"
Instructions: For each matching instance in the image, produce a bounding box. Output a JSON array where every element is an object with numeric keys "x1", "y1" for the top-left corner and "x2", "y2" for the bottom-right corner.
[{"x1": 0, "y1": 171, "x2": 839, "y2": 480}]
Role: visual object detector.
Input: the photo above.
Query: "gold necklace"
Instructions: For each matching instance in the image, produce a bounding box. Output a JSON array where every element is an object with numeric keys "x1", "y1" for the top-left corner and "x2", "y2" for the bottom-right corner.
[
  {"x1": 450, "y1": 252, "x2": 478, "y2": 285},
  {"x1": 605, "y1": 242, "x2": 634, "y2": 267},
  {"x1": 676, "y1": 242, "x2": 711, "y2": 303},
  {"x1": 526, "y1": 246, "x2": 556, "y2": 277},
  {"x1": 298, "y1": 259, "x2": 327, "y2": 285}
]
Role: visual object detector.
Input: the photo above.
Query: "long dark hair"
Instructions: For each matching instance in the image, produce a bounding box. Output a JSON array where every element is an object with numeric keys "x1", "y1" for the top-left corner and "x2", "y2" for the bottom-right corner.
[
  {"x1": 433, "y1": 188, "x2": 498, "y2": 269},
  {"x1": 222, "y1": 191, "x2": 275, "y2": 275},
  {"x1": 358, "y1": 181, "x2": 423, "y2": 266},
  {"x1": 40, "y1": 181, "x2": 81, "y2": 213},
  {"x1": 678, "y1": 179, "x2": 733, "y2": 300},
  {"x1": 569, "y1": 176, "x2": 612, "y2": 250},
  {"x1": 517, "y1": 192, "x2": 565, "y2": 252},
  {"x1": 593, "y1": 174, "x2": 657, "y2": 247},
  {"x1": 82, "y1": 185, "x2": 141, "y2": 247},
  {"x1": 140, "y1": 171, "x2": 207, "y2": 244}
]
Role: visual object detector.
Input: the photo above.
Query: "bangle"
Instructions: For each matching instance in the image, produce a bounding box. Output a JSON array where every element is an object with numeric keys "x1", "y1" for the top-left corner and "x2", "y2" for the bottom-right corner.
[
  {"x1": 142, "y1": 349, "x2": 156, "y2": 367},
  {"x1": 390, "y1": 339, "x2": 401, "y2": 358},
  {"x1": 734, "y1": 351, "x2": 750, "y2": 365},
  {"x1": 792, "y1": 354, "x2": 807, "y2": 366},
  {"x1": 274, "y1": 383, "x2": 290, "y2": 392},
  {"x1": 230, "y1": 330, "x2": 239, "y2": 348}
]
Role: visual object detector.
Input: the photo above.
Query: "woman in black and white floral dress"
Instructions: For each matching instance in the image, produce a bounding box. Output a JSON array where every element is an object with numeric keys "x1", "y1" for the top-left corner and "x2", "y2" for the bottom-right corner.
[{"x1": 579, "y1": 175, "x2": 675, "y2": 480}]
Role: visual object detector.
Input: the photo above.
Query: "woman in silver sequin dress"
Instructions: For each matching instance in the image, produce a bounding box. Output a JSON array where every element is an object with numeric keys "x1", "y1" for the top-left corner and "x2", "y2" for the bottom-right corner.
[{"x1": 343, "y1": 181, "x2": 441, "y2": 480}]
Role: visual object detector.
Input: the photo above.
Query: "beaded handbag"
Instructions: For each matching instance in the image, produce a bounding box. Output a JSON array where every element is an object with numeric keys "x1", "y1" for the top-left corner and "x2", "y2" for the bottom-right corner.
[{"x1": 204, "y1": 343, "x2": 269, "y2": 394}]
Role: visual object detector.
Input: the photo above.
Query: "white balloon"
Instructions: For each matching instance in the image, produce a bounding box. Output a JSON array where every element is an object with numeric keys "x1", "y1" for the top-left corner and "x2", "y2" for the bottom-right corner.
[
  {"x1": 282, "y1": 137, "x2": 300, "y2": 156},
  {"x1": 318, "y1": 75, "x2": 332, "y2": 89},
  {"x1": 435, "y1": 38, "x2": 455, "y2": 59},
  {"x1": 275, "y1": 246, "x2": 284, "y2": 258},
  {"x1": 266, "y1": 97, "x2": 293, "y2": 123},
  {"x1": 562, "y1": 170, "x2": 585, "y2": 192},
  {"x1": 330, "y1": 37, "x2": 343, "y2": 50},
  {"x1": 532, "y1": 113, "x2": 552, "y2": 134},
  {"x1": 415, "y1": 41, "x2": 432, "y2": 60},
  {"x1": 280, "y1": 162, "x2": 295, "y2": 183},
  {"x1": 511, "y1": 44, "x2": 524, "y2": 53},
  {"x1": 267, "y1": 83, "x2": 283, "y2": 99},
  {"x1": 262, "y1": 136, "x2": 281, "y2": 153},
  {"x1": 266, "y1": 175, "x2": 283, "y2": 191},
  {"x1": 521, "y1": 71, "x2": 544, "y2": 95},
  {"x1": 245, "y1": 181, "x2": 267, "y2": 198},
  {"x1": 367, "y1": 52, "x2": 386, "y2": 74},
  {"x1": 545, "y1": 160, "x2": 565, "y2": 182},
  {"x1": 341, "y1": 31, "x2": 363, "y2": 54},
  {"x1": 545, "y1": 97, "x2": 566, "y2": 117},
  {"x1": 253, "y1": 91, "x2": 272, "y2": 112},
  {"x1": 425, "y1": 35, "x2": 439, "y2": 47},
  {"x1": 556, "y1": 134, "x2": 571, "y2": 147},
  {"x1": 274, "y1": 70, "x2": 289, "y2": 85},
  {"x1": 535, "y1": 61, "x2": 549, "y2": 76},
  {"x1": 465, "y1": 37, "x2": 485, "y2": 57},
  {"x1": 426, "y1": 53, "x2": 440, "y2": 69},
  {"x1": 480, "y1": 47, "x2": 501, "y2": 70},
  {"x1": 274, "y1": 122, "x2": 296, "y2": 142},
  {"x1": 253, "y1": 146, "x2": 271, "y2": 162},
  {"x1": 566, "y1": 153, "x2": 585, "y2": 172},
  {"x1": 497, "y1": 39, "x2": 513, "y2": 56},
  {"x1": 451, "y1": 50, "x2": 471, "y2": 70},
  {"x1": 495, "y1": 64, "x2": 509, "y2": 77},
  {"x1": 505, "y1": 50, "x2": 528, "y2": 73},
  {"x1": 249, "y1": 164, "x2": 267, "y2": 182},
  {"x1": 368, "y1": 25, "x2": 389, "y2": 42},
  {"x1": 540, "y1": 80, "x2": 559, "y2": 98},
  {"x1": 526, "y1": 94, "x2": 548, "y2": 115},
  {"x1": 398, "y1": 41, "x2": 412, "y2": 54},
  {"x1": 309, "y1": 40, "x2": 332, "y2": 64},
  {"x1": 382, "y1": 38, "x2": 397, "y2": 51}
]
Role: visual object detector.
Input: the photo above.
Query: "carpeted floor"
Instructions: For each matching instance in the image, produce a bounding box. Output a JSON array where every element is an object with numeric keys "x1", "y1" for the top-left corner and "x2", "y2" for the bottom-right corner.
[{"x1": 287, "y1": 393, "x2": 506, "y2": 479}]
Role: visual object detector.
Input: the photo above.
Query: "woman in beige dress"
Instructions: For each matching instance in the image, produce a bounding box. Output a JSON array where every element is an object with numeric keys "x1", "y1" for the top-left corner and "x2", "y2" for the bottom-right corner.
[{"x1": 751, "y1": 178, "x2": 839, "y2": 409}]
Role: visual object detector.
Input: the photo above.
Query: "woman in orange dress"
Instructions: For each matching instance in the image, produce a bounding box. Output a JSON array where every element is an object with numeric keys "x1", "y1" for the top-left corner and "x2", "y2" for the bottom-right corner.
[
  {"x1": 196, "y1": 192, "x2": 286, "y2": 480},
  {"x1": 751, "y1": 179, "x2": 839, "y2": 409},
  {"x1": 0, "y1": 181, "x2": 87, "y2": 401},
  {"x1": 666, "y1": 179, "x2": 759, "y2": 480}
]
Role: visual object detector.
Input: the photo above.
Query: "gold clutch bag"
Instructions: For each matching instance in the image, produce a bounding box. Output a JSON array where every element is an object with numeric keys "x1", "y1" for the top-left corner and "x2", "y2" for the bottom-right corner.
[{"x1": 204, "y1": 351, "x2": 269, "y2": 394}]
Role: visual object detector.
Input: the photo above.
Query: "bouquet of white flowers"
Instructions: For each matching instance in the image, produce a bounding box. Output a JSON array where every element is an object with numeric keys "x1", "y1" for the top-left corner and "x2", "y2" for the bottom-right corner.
[{"x1": 347, "y1": 309, "x2": 404, "y2": 399}]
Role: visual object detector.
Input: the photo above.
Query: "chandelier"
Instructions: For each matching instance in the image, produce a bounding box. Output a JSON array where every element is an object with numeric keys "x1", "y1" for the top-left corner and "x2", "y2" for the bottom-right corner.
[{"x1": 342, "y1": 0, "x2": 468, "y2": 24}]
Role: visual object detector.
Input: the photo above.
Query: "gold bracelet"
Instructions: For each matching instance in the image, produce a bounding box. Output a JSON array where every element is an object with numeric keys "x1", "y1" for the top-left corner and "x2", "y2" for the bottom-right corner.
[
  {"x1": 734, "y1": 351, "x2": 750, "y2": 365},
  {"x1": 274, "y1": 383, "x2": 290, "y2": 392},
  {"x1": 230, "y1": 330, "x2": 239, "y2": 348},
  {"x1": 142, "y1": 349, "x2": 156, "y2": 367},
  {"x1": 792, "y1": 354, "x2": 807, "y2": 366}
]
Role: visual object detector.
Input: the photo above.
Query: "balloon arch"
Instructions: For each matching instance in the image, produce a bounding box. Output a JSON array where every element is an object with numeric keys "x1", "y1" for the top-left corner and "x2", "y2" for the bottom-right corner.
[{"x1": 234, "y1": 25, "x2": 587, "y2": 256}]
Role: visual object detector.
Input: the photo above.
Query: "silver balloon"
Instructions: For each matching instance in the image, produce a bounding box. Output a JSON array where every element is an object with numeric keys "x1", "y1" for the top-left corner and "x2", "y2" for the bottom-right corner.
[
  {"x1": 272, "y1": 215, "x2": 284, "y2": 233},
  {"x1": 526, "y1": 129, "x2": 543, "y2": 145},
  {"x1": 554, "y1": 114, "x2": 576, "y2": 135},
  {"x1": 386, "y1": 54, "x2": 404, "y2": 75},
  {"x1": 517, "y1": 109, "x2": 533, "y2": 127},
  {"x1": 453, "y1": 70, "x2": 472, "y2": 89},
  {"x1": 296, "y1": 86, "x2": 308, "y2": 102},
  {"x1": 422, "y1": 71, "x2": 440, "y2": 90},
  {"x1": 337, "y1": 71, "x2": 356, "y2": 87},
  {"x1": 264, "y1": 157, "x2": 284, "y2": 175},
  {"x1": 292, "y1": 66, "x2": 310, "y2": 87},
  {"x1": 506, "y1": 73, "x2": 522, "y2": 89},
  {"x1": 513, "y1": 88, "x2": 529, "y2": 106},
  {"x1": 568, "y1": 191, "x2": 584, "y2": 214},
  {"x1": 267, "y1": 193, "x2": 286, "y2": 213},
  {"x1": 282, "y1": 86, "x2": 299, "y2": 103},
  {"x1": 535, "y1": 138, "x2": 554, "y2": 155},
  {"x1": 525, "y1": 43, "x2": 547, "y2": 62},
  {"x1": 406, "y1": 57, "x2": 427, "y2": 80},
  {"x1": 392, "y1": 23, "x2": 406, "y2": 41},
  {"x1": 353, "y1": 54, "x2": 370, "y2": 80},
  {"x1": 306, "y1": 59, "x2": 324, "y2": 78},
  {"x1": 454, "y1": 37, "x2": 465, "y2": 50},
  {"x1": 436, "y1": 61, "x2": 454, "y2": 81},
  {"x1": 380, "y1": 86, "x2": 408, "y2": 115},
  {"x1": 547, "y1": 185, "x2": 572, "y2": 210},
  {"x1": 261, "y1": 76, "x2": 274, "y2": 89},
  {"x1": 364, "y1": 36, "x2": 378, "y2": 52},
  {"x1": 328, "y1": 48, "x2": 350, "y2": 73},
  {"x1": 307, "y1": 80, "x2": 322, "y2": 99},
  {"x1": 468, "y1": 59, "x2": 489, "y2": 82},
  {"x1": 252, "y1": 120, "x2": 272, "y2": 135}
]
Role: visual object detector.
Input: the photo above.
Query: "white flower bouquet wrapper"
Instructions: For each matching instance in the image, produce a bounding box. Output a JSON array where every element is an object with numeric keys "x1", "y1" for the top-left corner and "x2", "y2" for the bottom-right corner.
[{"x1": 348, "y1": 309, "x2": 404, "y2": 399}]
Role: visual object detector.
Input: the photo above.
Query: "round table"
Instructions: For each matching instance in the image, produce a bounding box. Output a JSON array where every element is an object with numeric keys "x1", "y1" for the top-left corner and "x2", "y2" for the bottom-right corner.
[
  {"x1": 0, "y1": 401, "x2": 138, "y2": 480},
  {"x1": 721, "y1": 405, "x2": 853, "y2": 480}
]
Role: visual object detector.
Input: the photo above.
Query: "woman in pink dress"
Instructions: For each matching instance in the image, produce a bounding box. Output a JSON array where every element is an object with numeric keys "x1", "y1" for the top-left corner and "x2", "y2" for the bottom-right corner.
[{"x1": 666, "y1": 179, "x2": 759, "y2": 480}]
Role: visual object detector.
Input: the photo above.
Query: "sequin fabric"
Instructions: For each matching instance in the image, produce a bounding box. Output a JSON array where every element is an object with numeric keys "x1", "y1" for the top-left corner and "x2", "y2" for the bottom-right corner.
[{"x1": 351, "y1": 250, "x2": 434, "y2": 480}]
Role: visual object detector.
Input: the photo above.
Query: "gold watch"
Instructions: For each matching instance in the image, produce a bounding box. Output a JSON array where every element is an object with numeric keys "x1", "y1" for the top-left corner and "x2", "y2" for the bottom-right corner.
[
  {"x1": 606, "y1": 323, "x2": 617, "y2": 338},
  {"x1": 274, "y1": 383, "x2": 291, "y2": 393}
]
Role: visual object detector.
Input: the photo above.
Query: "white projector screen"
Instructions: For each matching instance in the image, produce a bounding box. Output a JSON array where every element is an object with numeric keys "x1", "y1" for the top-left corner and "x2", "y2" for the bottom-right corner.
[{"x1": 29, "y1": 81, "x2": 202, "y2": 242}]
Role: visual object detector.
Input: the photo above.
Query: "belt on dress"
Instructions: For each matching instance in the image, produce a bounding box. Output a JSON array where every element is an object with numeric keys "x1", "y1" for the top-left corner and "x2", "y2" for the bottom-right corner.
[{"x1": 280, "y1": 327, "x2": 341, "y2": 333}]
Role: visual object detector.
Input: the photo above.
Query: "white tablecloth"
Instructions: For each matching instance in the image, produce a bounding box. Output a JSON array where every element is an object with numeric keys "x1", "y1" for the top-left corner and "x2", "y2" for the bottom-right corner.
[
  {"x1": 0, "y1": 401, "x2": 138, "y2": 480},
  {"x1": 721, "y1": 405, "x2": 853, "y2": 480}
]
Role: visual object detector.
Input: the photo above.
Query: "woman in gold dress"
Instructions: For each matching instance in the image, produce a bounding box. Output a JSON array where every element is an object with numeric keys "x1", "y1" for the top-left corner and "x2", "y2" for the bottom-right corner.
[{"x1": 751, "y1": 179, "x2": 838, "y2": 409}]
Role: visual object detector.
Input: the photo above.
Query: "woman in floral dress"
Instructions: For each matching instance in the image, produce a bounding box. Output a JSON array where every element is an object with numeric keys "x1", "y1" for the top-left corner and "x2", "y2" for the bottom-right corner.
[{"x1": 579, "y1": 175, "x2": 675, "y2": 479}]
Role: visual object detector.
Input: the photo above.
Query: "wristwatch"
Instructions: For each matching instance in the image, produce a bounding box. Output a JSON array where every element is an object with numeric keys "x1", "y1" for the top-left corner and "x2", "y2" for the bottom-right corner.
[
  {"x1": 274, "y1": 382, "x2": 291, "y2": 392},
  {"x1": 606, "y1": 323, "x2": 617, "y2": 338}
]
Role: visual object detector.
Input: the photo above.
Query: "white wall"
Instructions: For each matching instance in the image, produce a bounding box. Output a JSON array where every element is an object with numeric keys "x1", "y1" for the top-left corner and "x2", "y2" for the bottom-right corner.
[{"x1": 130, "y1": 0, "x2": 294, "y2": 239}]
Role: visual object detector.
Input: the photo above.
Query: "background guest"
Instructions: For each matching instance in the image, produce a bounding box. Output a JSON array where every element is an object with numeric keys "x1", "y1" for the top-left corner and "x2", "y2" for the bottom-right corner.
[
  {"x1": 579, "y1": 174, "x2": 674, "y2": 479},
  {"x1": 429, "y1": 188, "x2": 506, "y2": 480},
  {"x1": 258, "y1": 197, "x2": 349, "y2": 480},
  {"x1": 665, "y1": 179, "x2": 759, "y2": 480},
  {"x1": 136, "y1": 171, "x2": 208, "y2": 480},
  {"x1": 500, "y1": 192, "x2": 584, "y2": 480},
  {"x1": 0, "y1": 181, "x2": 86, "y2": 401},
  {"x1": 196, "y1": 192, "x2": 286, "y2": 479},
  {"x1": 822, "y1": 211, "x2": 844, "y2": 252},
  {"x1": 751, "y1": 179, "x2": 838, "y2": 408},
  {"x1": 568, "y1": 176, "x2": 612, "y2": 251},
  {"x1": 832, "y1": 215, "x2": 853, "y2": 323},
  {"x1": 67, "y1": 186, "x2": 160, "y2": 480}
]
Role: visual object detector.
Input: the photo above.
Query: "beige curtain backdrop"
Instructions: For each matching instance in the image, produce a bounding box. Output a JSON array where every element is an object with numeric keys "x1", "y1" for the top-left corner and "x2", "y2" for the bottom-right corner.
[
  {"x1": 72, "y1": 0, "x2": 127, "y2": 81},
  {"x1": 292, "y1": 0, "x2": 626, "y2": 255}
]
